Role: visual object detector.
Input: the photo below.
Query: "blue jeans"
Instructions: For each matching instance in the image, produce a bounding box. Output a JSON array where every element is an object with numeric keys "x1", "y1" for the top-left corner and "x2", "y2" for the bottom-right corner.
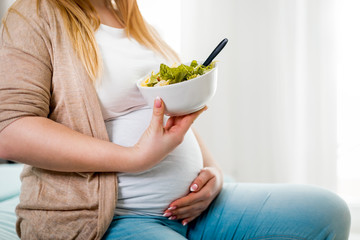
[{"x1": 103, "y1": 183, "x2": 351, "y2": 240}]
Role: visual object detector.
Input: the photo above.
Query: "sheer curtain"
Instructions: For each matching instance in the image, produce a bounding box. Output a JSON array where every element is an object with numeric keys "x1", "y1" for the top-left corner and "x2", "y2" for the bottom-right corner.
[{"x1": 180, "y1": 0, "x2": 337, "y2": 190}]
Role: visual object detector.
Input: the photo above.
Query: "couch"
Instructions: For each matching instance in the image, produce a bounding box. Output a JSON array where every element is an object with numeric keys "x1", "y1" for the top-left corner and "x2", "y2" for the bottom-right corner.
[{"x1": 0, "y1": 164, "x2": 22, "y2": 240}]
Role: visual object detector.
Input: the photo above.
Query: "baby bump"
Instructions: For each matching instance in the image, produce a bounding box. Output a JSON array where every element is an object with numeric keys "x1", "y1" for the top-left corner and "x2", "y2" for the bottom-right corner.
[
  {"x1": 105, "y1": 108, "x2": 204, "y2": 216},
  {"x1": 115, "y1": 129, "x2": 204, "y2": 216}
]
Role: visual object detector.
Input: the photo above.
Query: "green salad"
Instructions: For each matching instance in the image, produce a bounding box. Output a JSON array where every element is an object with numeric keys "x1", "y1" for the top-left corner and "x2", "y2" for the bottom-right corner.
[{"x1": 141, "y1": 60, "x2": 215, "y2": 87}]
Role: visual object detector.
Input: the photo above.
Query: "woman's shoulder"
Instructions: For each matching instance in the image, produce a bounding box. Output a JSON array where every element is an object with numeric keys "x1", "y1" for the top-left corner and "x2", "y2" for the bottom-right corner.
[
  {"x1": 1, "y1": 0, "x2": 60, "y2": 48},
  {"x1": 4, "y1": 0, "x2": 58, "y2": 23},
  {"x1": 1, "y1": 0, "x2": 60, "y2": 37},
  {"x1": 0, "y1": 0, "x2": 60, "y2": 68}
]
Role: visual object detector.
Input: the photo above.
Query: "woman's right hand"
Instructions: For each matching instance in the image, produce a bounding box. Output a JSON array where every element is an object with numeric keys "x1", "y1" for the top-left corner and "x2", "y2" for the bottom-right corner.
[
  {"x1": 132, "y1": 97, "x2": 207, "y2": 172},
  {"x1": 0, "y1": 97, "x2": 205, "y2": 173}
]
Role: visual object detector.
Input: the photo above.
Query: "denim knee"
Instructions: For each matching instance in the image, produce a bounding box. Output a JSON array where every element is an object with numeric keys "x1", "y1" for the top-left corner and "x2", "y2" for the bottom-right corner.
[
  {"x1": 188, "y1": 183, "x2": 351, "y2": 240},
  {"x1": 302, "y1": 185, "x2": 351, "y2": 239}
]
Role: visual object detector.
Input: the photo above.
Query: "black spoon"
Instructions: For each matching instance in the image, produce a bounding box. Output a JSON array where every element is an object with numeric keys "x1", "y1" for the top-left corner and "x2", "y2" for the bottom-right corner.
[{"x1": 202, "y1": 38, "x2": 228, "y2": 67}]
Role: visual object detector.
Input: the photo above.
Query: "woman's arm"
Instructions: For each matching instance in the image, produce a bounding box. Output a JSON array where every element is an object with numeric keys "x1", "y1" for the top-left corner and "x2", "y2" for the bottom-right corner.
[
  {"x1": 194, "y1": 127, "x2": 223, "y2": 173},
  {"x1": 0, "y1": 3, "x2": 206, "y2": 174},
  {"x1": 164, "y1": 127, "x2": 223, "y2": 226},
  {"x1": 0, "y1": 116, "x2": 136, "y2": 172},
  {"x1": 189, "y1": 128, "x2": 223, "y2": 193},
  {"x1": 0, "y1": 99, "x2": 206, "y2": 173}
]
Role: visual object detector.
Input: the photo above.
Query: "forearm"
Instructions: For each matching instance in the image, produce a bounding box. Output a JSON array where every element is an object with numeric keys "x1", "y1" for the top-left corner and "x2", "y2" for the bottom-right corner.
[
  {"x1": 0, "y1": 116, "x2": 139, "y2": 172},
  {"x1": 0, "y1": 102, "x2": 206, "y2": 173},
  {"x1": 192, "y1": 127, "x2": 223, "y2": 179}
]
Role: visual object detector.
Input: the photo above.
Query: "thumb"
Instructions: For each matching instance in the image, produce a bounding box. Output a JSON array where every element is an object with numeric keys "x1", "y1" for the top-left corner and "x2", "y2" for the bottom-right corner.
[
  {"x1": 150, "y1": 96, "x2": 165, "y2": 128},
  {"x1": 189, "y1": 168, "x2": 212, "y2": 192}
]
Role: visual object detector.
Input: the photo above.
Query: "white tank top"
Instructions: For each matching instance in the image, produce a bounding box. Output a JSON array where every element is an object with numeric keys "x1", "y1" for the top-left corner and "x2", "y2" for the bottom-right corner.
[{"x1": 95, "y1": 24, "x2": 203, "y2": 216}]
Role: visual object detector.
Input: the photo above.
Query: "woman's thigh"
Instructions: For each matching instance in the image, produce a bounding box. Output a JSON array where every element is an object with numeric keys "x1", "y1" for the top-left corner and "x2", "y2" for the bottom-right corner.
[
  {"x1": 103, "y1": 215, "x2": 187, "y2": 240},
  {"x1": 187, "y1": 183, "x2": 350, "y2": 240}
]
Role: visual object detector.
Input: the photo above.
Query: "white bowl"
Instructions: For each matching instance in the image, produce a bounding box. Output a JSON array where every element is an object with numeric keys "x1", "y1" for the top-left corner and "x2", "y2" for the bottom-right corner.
[{"x1": 136, "y1": 62, "x2": 218, "y2": 116}]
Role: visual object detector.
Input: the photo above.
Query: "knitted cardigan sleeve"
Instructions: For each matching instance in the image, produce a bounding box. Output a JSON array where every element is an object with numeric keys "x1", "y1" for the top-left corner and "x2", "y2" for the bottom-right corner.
[{"x1": 0, "y1": 0, "x2": 52, "y2": 132}]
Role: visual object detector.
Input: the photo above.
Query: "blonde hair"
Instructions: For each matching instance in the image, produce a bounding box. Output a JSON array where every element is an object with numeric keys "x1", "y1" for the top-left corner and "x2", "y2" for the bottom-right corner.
[
  {"x1": 51, "y1": 0, "x2": 180, "y2": 83},
  {"x1": 4, "y1": 0, "x2": 179, "y2": 84}
]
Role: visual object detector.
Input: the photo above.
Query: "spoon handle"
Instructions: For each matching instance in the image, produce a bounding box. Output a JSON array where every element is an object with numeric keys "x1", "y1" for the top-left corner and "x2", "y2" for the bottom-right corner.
[{"x1": 203, "y1": 38, "x2": 228, "y2": 66}]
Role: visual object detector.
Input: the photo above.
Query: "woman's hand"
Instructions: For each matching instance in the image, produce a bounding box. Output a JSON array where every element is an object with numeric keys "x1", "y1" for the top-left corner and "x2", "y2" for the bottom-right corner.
[
  {"x1": 163, "y1": 166, "x2": 223, "y2": 226},
  {"x1": 0, "y1": 97, "x2": 206, "y2": 173},
  {"x1": 132, "y1": 97, "x2": 207, "y2": 172}
]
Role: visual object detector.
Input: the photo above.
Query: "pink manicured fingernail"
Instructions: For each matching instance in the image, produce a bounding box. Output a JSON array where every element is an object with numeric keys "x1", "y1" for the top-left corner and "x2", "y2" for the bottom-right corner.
[
  {"x1": 155, "y1": 96, "x2": 162, "y2": 108},
  {"x1": 168, "y1": 216, "x2": 176, "y2": 220},
  {"x1": 168, "y1": 206, "x2": 176, "y2": 210},
  {"x1": 163, "y1": 212, "x2": 172, "y2": 217},
  {"x1": 190, "y1": 184, "x2": 198, "y2": 192},
  {"x1": 182, "y1": 221, "x2": 188, "y2": 226}
]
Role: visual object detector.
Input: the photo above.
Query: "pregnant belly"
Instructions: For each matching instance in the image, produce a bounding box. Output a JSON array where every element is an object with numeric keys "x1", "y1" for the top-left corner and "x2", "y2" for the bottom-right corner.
[{"x1": 106, "y1": 107, "x2": 204, "y2": 216}]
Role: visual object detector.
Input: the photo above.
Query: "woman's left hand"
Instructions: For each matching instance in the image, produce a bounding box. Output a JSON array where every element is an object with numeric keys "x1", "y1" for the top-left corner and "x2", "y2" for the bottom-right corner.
[{"x1": 163, "y1": 166, "x2": 223, "y2": 226}]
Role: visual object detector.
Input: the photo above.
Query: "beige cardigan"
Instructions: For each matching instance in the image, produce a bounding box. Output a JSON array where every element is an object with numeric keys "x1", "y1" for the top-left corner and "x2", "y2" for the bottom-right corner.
[{"x1": 0, "y1": 0, "x2": 118, "y2": 239}]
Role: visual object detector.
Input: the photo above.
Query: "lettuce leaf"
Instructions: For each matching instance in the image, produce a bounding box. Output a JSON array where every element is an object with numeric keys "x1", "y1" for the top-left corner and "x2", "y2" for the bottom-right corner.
[{"x1": 146, "y1": 60, "x2": 215, "y2": 87}]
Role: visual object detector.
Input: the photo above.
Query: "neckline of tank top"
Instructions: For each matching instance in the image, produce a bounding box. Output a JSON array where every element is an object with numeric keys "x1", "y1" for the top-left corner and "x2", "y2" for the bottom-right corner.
[{"x1": 98, "y1": 23, "x2": 126, "y2": 37}]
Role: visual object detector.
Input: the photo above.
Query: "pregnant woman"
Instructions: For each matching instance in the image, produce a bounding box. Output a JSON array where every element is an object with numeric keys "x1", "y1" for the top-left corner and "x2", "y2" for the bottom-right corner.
[
  {"x1": 0, "y1": 0, "x2": 351, "y2": 239},
  {"x1": 95, "y1": 21, "x2": 205, "y2": 218}
]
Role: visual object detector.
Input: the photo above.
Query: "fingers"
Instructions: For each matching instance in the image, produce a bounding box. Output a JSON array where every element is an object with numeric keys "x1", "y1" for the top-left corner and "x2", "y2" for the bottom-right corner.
[
  {"x1": 167, "y1": 183, "x2": 212, "y2": 212},
  {"x1": 181, "y1": 217, "x2": 196, "y2": 227},
  {"x1": 185, "y1": 106, "x2": 208, "y2": 125},
  {"x1": 163, "y1": 201, "x2": 207, "y2": 225},
  {"x1": 167, "y1": 168, "x2": 216, "y2": 210},
  {"x1": 164, "y1": 106, "x2": 208, "y2": 137},
  {"x1": 150, "y1": 97, "x2": 165, "y2": 129},
  {"x1": 164, "y1": 116, "x2": 174, "y2": 131},
  {"x1": 169, "y1": 106, "x2": 208, "y2": 136},
  {"x1": 169, "y1": 192, "x2": 203, "y2": 208},
  {"x1": 163, "y1": 171, "x2": 219, "y2": 224},
  {"x1": 189, "y1": 167, "x2": 215, "y2": 193}
]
